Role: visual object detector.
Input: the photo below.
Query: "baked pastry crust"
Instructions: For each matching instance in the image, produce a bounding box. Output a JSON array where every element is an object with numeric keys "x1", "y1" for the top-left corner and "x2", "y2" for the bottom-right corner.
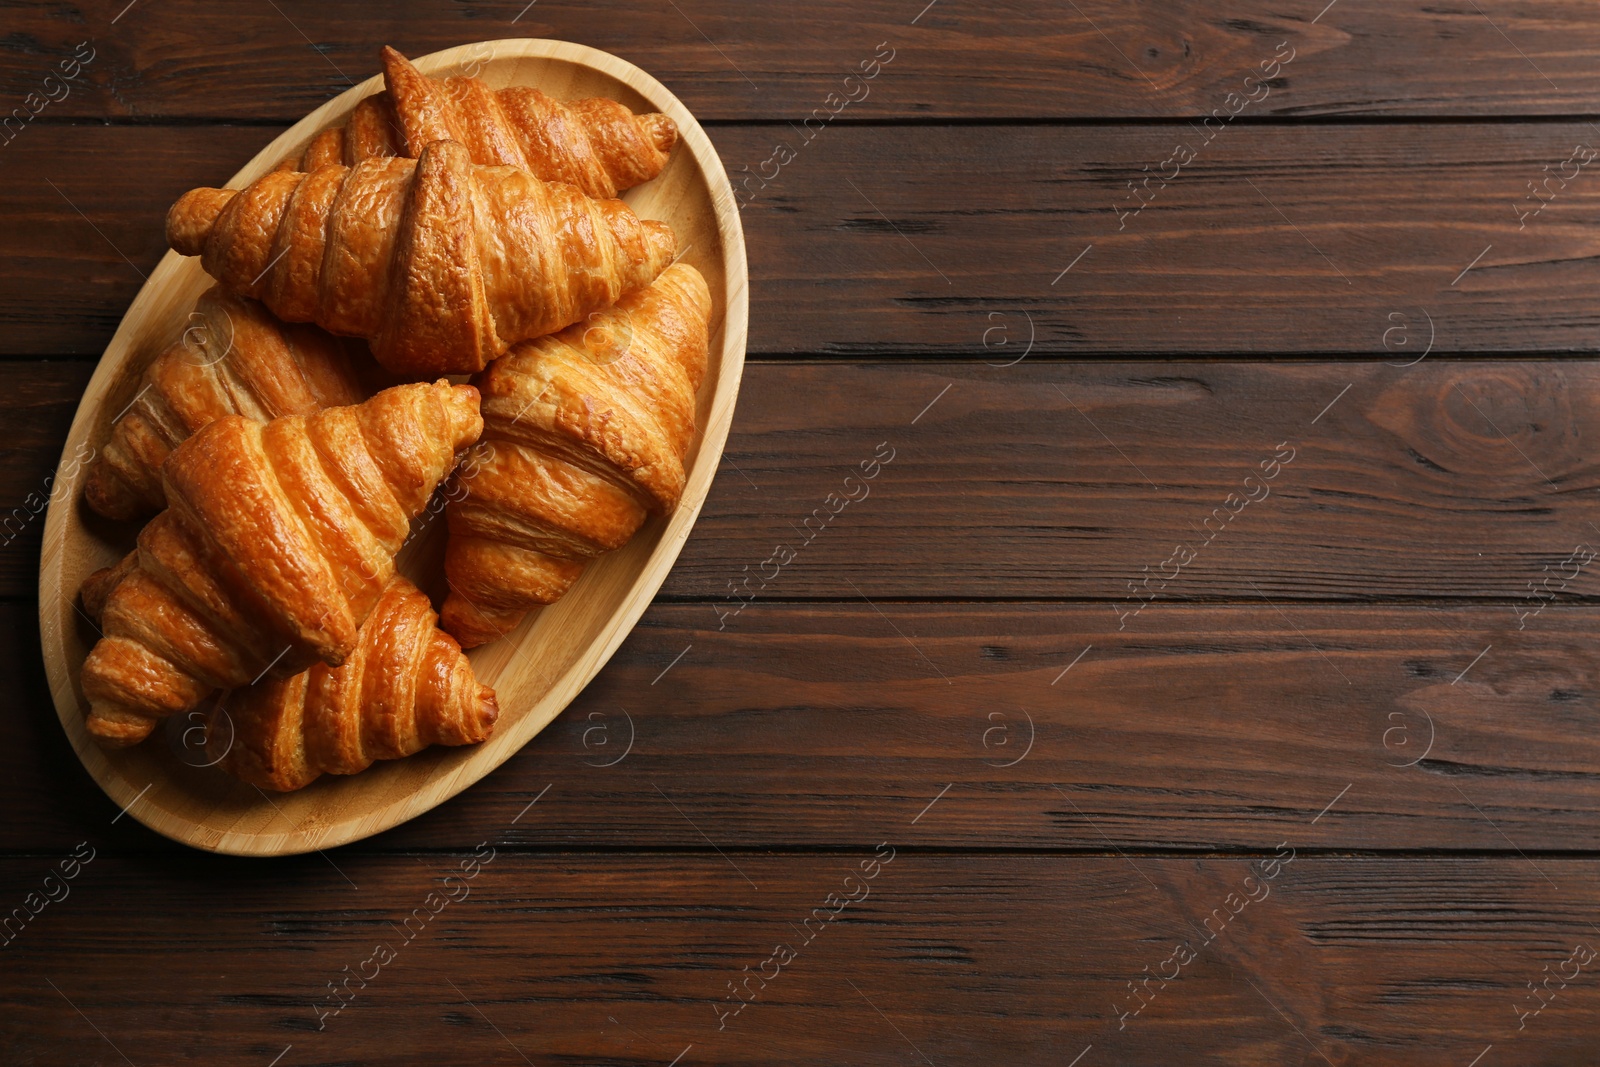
[
  {"x1": 211, "y1": 576, "x2": 498, "y2": 791},
  {"x1": 79, "y1": 381, "x2": 483, "y2": 746},
  {"x1": 291, "y1": 46, "x2": 678, "y2": 202},
  {"x1": 85, "y1": 286, "x2": 367, "y2": 521},
  {"x1": 168, "y1": 139, "x2": 677, "y2": 377},
  {"x1": 442, "y1": 262, "x2": 711, "y2": 646}
]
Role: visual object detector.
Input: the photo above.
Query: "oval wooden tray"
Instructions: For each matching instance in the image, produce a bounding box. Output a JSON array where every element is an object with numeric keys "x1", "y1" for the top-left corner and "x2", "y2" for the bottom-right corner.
[{"x1": 36, "y1": 39, "x2": 748, "y2": 856}]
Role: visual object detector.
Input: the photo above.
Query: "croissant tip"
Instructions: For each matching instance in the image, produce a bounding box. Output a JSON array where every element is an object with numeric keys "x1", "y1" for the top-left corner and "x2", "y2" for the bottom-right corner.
[
  {"x1": 80, "y1": 551, "x2": 139, "y2": 623},
  {"x1": 645, "y1": 220, "x2": 678, "y2": 268},
  {"x1": 478, "y1": 687, "x2": 499, "y2": 730},
  {"x1": 79, "y1": 568, "x2": 114, "y2": 622},
  {"x1": 440, "y1": 596, "x2": 504, "y2": 649},
  {"x1": 167, "y1": 187, "x2": 235, "y2": 257},
  {"x1": 415, "y1": 137, "x2": 469, "y2": 166},
  {"x1": 82, "y1": 464, "x2": 135, "y2": 523},
  {"x1": 436, "y1": 377, "x2": 481, "y2": 410},
  {"x1": 643, "y1": 112, "x2": 679, "y2": 156},
  {"x1": 86, "y1": 706, "x2": 155, "y2": 748},
  {"x1": 380, "y1": 45, "x2": 419, "y2": 77}
]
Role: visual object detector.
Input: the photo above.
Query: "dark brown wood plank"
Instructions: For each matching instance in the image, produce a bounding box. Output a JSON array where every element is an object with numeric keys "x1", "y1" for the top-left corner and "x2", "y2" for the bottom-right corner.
[
  {"x1": 9, "y1": 359, "x2": 1600, "y2": 602},
  {"x1": 671, "y1": 358, "x2": 1600, "y2": 602},
  {"x1": 10, "y1": 598, "x2": 1600, "y2": 853},
  {"x1": 8, "y1": 1, "x2": 1600, "y2": 121},
  {"x1": 0, "y1": 361, "x2": 94, "y2": 597},
  {"x1": 0, "y1": 128, "x2": 259, "y2": 358},
  {"x1": 736, "y1": 122, "x2": 1600, "y2": 357},
  {"x1": 7, "y1": 123, "x2": 1600, "y2": 357},
  {"x1": 3, "y1": 851, "x2": 1597, "y2": 1065}
]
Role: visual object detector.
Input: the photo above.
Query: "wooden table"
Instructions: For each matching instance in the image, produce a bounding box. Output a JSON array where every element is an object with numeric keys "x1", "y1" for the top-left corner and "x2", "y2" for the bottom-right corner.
[{"x1": 5, "y1": 3, "x2": 1600, "y2": 1063}]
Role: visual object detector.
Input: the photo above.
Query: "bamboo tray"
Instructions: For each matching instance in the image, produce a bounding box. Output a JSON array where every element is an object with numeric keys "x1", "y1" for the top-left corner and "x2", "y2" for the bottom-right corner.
[{"x1": 36, "y1": 39, "x2": 748, "y2": 856}]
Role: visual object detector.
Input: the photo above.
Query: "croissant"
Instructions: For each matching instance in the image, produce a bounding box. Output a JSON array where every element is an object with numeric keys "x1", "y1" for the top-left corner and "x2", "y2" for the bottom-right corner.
[
  {"x1": 84, "y1": 286, "x2": 367, "y2": 521},
  {"x1": 291, "y1": 46, "x2": 678, "y2": 201},
  {"x1": 441, "y1": 263, "x2": 711, "y2": 647},
  {"x1": 168, "y1": 139, "x2": 677, "y2": 378},
  {"x1": 79, "y1": 381, "x2": 483, "y2": 746},
  {"x1": 207, "y1": 576, "x2": 498, "y2": 791}
]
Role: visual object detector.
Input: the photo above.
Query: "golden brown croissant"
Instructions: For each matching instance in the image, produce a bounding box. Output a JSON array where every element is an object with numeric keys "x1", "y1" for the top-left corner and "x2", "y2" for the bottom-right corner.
[
  {"x1": 207, "y1": 575, "x2": 498, "y2": 791},
  {"x1": 291, "y1": 46, "x2": 678, "y2": 201},
  {"x1": 79, "y1": 380, "x2": 483, "y2": 746},
  {"x1": 168, "y1": 139, "x2": 677, "y2": 378},
  {"x1": 441, "y1": 263, "x2": 711, "y2": 647},
  {"x1": 84, "y1": 286, "x2": 367, "y2": 521}
]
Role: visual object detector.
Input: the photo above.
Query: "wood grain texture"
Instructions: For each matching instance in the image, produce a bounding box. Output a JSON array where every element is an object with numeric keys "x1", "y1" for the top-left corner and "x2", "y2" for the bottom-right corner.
[
  {"x1": 0, "y1": 361, "x2": 93, "y2": 595},
  {"x1": 3, "y1": 852, "x2": 1597, "y2": 1066},
  {"x1": 9, "y1": 1, "x2": 1600, "y2": 120},
  {"x1": 10, "y1": 359, "x2": 1599, "y2": 602},
  {"x1": 7, "y1": 599, "x2": 1600, "y2": 854},
  {"x1": 6, "y1": 4, "x2": 1600, "y2": 1061},
  {"x1": 8, "y1": 123, "x2": 1600, "y2": 357}
]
